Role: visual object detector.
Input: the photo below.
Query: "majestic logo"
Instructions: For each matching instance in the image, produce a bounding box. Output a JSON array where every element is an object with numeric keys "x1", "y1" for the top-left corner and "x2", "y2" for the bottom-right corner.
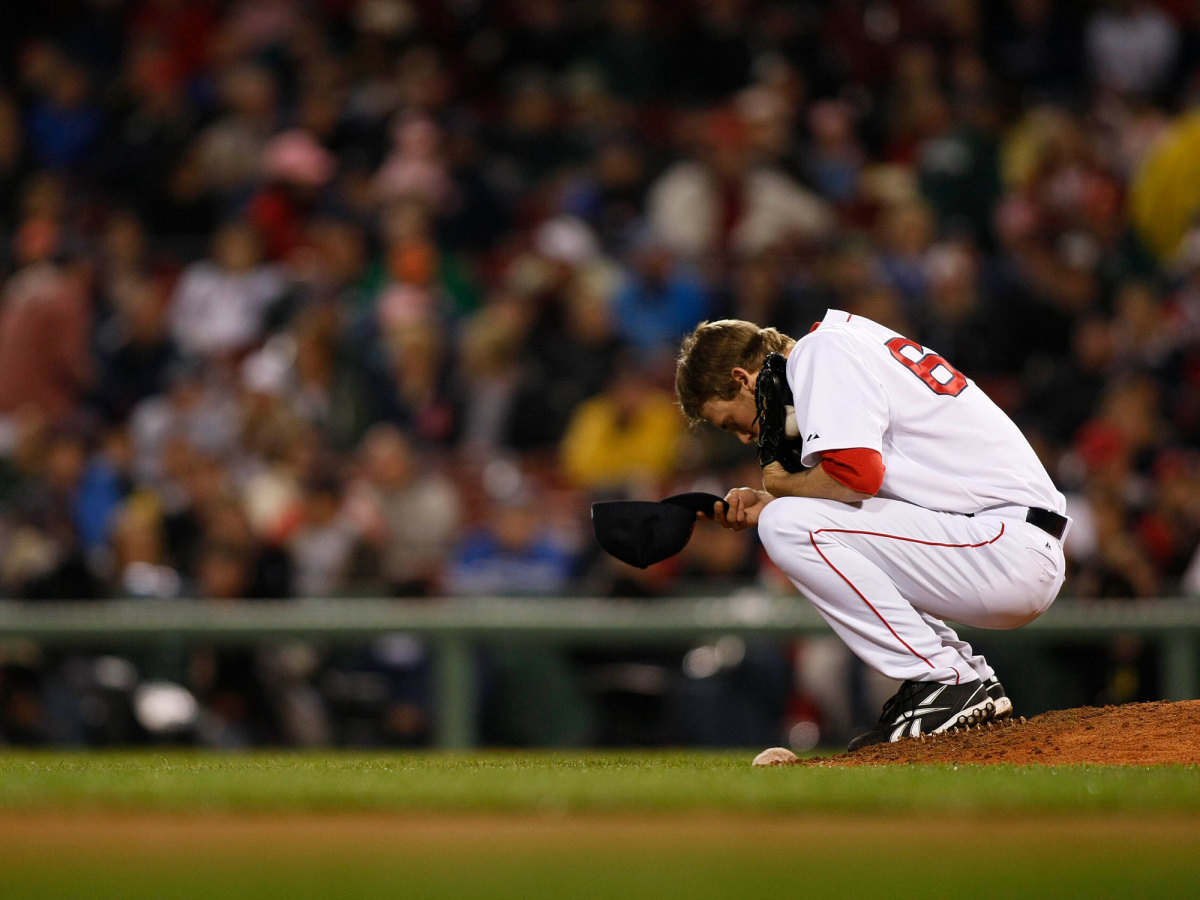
[{"x1": 807, "y1": 433, "x2": 820, "y2": 442}]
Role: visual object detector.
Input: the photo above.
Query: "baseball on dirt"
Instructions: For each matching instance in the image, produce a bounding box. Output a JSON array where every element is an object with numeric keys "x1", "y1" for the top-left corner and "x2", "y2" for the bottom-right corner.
[{"x1": 752, "y1": 746, "x2": 799, "y2": 766}]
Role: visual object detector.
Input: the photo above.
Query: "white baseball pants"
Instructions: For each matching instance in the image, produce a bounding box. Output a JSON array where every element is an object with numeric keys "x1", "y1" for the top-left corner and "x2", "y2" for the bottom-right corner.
[{"x1": 757, "y1": 496, "x2": 1066, "y2": 685}]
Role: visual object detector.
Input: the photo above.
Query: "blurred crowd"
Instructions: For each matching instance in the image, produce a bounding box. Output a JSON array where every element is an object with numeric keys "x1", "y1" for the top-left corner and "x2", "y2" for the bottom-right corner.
[{"x1": 2, "y1": 0, "x2": 1200, "y2": 747}]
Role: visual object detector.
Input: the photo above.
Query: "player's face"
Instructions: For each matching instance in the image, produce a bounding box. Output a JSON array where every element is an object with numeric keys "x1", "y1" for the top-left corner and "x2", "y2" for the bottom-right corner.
[{"x1": 700, "y1": 385, "x2": 759, "y2": 445}]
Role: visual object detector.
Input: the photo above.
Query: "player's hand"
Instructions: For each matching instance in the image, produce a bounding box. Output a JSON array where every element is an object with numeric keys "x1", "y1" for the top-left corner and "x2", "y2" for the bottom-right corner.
[{"x1": 714, "y1": 487, "x2": 772, "y2": 531}]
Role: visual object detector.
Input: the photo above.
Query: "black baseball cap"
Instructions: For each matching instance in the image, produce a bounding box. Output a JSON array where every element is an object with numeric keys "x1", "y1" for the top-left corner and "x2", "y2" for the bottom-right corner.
[{"x1": 591, "y1": 492, "x2": 727, "y2": 569}]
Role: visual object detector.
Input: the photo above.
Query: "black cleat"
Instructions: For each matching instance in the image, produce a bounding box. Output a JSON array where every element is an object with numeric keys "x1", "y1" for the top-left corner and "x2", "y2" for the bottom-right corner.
[
  {"x1": 984, "y1": 676, "x2": 1012, "y2": 720},
  {"x1": 848, "y1": 679, "x2": 995, "y2": 751}
]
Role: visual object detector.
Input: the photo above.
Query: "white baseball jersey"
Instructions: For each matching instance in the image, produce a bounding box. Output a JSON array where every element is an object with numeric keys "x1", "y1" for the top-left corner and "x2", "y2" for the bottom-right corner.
[
  {"x1": 786, "y1": 309, "x2": 1065, "y2": 516},
  {"x1": 754, "y1": 308, "x2": 1069, "y2": 692}
]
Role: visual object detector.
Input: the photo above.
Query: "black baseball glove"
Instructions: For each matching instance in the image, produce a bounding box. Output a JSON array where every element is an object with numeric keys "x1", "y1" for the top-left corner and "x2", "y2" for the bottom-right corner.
[{"x1": 754, "y1": 352, "x2": 807, "y2": 473}]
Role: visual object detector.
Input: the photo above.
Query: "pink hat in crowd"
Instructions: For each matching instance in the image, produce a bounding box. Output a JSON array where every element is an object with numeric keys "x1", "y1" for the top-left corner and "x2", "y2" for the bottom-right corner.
[{"x1": 263, "y1": 129, "x2": 336, "y2": 187}]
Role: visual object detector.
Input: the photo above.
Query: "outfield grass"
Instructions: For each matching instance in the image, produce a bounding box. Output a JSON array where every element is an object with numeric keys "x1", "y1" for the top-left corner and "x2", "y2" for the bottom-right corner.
[{"x1": 2, "y1": 751, "x2": 1198, "y2": 899}]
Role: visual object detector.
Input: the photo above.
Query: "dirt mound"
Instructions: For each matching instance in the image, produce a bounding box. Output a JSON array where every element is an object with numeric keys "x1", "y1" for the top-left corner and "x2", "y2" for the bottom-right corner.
[{"x1": 800, "y1": 700, "x2": 1200, "y2": 766}]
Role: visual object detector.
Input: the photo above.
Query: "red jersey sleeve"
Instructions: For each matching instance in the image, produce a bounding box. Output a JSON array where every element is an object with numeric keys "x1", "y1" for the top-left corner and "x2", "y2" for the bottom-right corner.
[{"x1": 819, "y1": 448, "x2": 885, "y2": 496}]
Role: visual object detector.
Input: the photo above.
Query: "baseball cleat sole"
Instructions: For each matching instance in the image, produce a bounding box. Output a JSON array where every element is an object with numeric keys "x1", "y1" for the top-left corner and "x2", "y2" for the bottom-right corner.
[{"x1": 932, "y1": 699, "x2": 996, "y2": 735}]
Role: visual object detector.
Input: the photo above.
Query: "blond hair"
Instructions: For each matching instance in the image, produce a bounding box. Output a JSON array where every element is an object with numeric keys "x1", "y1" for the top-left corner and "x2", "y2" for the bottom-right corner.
[{"x1": 675, "y1": 319, "x2": 794, "y2": 423}]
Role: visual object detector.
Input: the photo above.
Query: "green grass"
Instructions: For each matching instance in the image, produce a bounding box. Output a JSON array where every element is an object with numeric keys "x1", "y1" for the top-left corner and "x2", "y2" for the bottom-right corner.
[
  {"x1": 0, "y1": 749, "x2": 1197, "y2": 814},
  {"x1": 1, "y1": 751, "x2": 1198, "y2": 899}
]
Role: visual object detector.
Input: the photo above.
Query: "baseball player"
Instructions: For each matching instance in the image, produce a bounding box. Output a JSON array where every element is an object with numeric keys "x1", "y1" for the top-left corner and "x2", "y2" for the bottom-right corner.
[{"x1": 675, "y1": 310, "x2": 1069, "y2": 749}]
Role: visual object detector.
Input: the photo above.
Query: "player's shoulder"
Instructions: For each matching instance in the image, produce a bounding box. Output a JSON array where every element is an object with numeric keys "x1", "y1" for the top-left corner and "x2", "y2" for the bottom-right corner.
[
  {"x1": 793, "y1": 310, "x2": 888, "y2": 357},
  {"x1": 816, "y1": 309, "x2": 896, "y2": 337}
]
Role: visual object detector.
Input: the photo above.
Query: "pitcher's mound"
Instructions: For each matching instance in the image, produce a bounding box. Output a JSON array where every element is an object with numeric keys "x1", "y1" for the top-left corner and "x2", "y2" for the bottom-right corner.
[{"x1": 800, "y1": 700, "x2": 1200, "y2": 766}]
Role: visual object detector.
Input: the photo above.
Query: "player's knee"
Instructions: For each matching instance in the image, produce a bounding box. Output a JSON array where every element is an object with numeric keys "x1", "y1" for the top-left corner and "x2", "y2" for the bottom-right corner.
[
  {"x1": 756, "y1": 501, "x2": 787, "y2": 561},
  {"x1": 756, "y1": 497, "x2": 806, "y2": 548},
  {"x1": 757, "y1": 497, "x2": 839, "y2": 557}
]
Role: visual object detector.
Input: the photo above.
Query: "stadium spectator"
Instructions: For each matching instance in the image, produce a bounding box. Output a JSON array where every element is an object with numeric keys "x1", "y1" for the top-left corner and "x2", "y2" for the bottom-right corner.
[
  {"x1": 1085, "y1": 0, "x2": 1180, "y2": 99},
  {"x1": 4, "y1": 0, "x2": 1200, "y2": 742},
  {"x1": 612, "y1": 228, "x2": 712, "y2": 355},
  {"x1": 445, "y1": 471, "x2": 593, "y2": 745},
  {"x1": 248, "y1": 129, "x2": 338, "y2": 264},
  {"x1": 168, "y1": 219, "x2": 288, "y2": 363},
  {"x1": 345, "y1": 423, "x2": 461, "y2": 597},
  {"x1": 0, "y1": 220, "x2": 93, "y2": 428},
  {"x1": 647, "y1": 106, "x2": 833, "y2": 261},
  {"x1": 127, "y1": 357, "x2": 240, "y2": 487},
  {"x1": 558, "y1": 361, "x2": 685, "y2": 495},
  {"x1": 284, "y1": 470, "x2": 372, "y2": 599},
  {"x1": 108, "y1": 491, "x2": 183, "y2": 600},
  {"x1": 25, "y1": 60, "x2": 102, "y2": 171}
]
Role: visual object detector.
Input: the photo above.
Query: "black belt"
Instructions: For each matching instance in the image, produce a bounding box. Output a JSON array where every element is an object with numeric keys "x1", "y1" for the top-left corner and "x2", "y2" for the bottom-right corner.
[{"x1": 1026, "y1": 507, "x2": 1068, "y2": 541}]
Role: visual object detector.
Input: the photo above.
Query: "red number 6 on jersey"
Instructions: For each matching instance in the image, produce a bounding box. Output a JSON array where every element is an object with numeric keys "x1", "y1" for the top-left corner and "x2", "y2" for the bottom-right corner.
[{"x1": 885, "y1": 337, "x2": 968, "y2": 396}]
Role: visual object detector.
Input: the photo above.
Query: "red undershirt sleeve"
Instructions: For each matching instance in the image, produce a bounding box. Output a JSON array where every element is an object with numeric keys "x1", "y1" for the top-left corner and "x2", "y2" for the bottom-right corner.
[{"x1": 819, "y1": 448, "x2": 886, "y2": 496}]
